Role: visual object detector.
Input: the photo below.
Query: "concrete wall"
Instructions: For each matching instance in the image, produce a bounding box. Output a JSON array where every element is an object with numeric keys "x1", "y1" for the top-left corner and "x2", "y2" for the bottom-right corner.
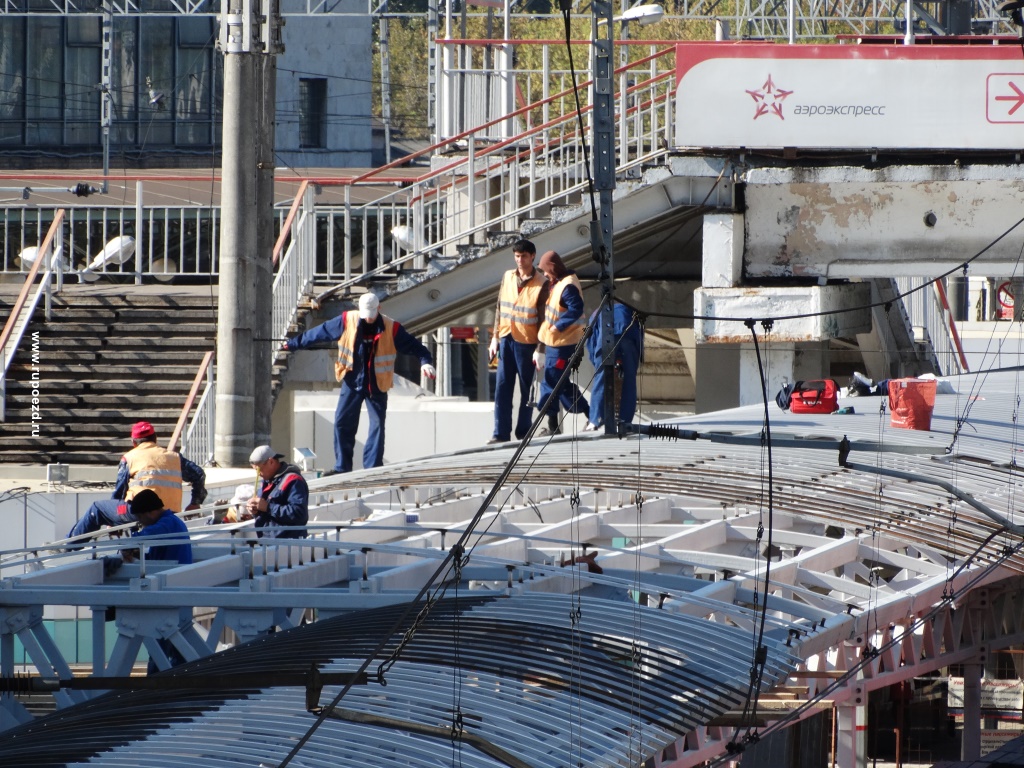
[{"x1": 275, "y1": 12, "x2": 373, "y2": 168}]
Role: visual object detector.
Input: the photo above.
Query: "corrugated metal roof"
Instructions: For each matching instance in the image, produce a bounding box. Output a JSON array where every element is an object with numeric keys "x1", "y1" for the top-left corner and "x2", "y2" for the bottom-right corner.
[{"x1": 4, "y1": 370, "x2": 1024, "y2": 766}]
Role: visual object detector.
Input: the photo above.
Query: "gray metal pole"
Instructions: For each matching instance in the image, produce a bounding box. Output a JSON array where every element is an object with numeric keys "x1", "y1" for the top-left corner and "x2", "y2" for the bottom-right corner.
[
  {"x1": 215, "y1": 0, "x2": 258, "y2": 466},
  {"x1": 100, "y1": 0, "x2": 112, "y2": 194},
  {"x1": 592, "y1": 0, "x2": 617, "y2": 434}
]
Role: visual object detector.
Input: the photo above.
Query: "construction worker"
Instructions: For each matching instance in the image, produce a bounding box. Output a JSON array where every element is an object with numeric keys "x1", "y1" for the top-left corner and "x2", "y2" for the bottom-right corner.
[
  {"x1": 487, "y1": 239, "x2": 550, "y2": 444},
  {"x1": 536, "y1": 250, "x2": 589, "y2": 433},
  {"x1": 585, "y1": 302, "x2": 643, "y2": 431},
  {"x1": 67, "y1": 421, "x2": 207, "y2": 545},
  {"x1": 247, "y1": 445, "x2": 310, "y2": 539},
  {"x1": 282, "y1": 293, "x2": 436, "y2": 474}
]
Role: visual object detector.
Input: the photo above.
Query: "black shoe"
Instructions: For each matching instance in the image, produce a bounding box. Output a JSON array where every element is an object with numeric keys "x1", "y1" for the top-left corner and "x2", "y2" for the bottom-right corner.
[
  {"x1": 486, "y1": 437, "x2": 508, "y2": 445},
  {"x1": 321, "y1": 469, "x2": 342, "y2": 477}
]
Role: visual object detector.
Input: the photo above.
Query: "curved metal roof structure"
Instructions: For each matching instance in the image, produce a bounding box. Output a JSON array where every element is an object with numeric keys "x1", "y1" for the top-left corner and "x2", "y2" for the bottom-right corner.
[{"x1": 3, "y1": 370, "x2": 1024, "y2": 767}]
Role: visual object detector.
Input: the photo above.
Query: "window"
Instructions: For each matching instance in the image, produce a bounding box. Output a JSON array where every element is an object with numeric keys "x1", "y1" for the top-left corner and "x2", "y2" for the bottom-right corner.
[{"x1": 299, "y1": 78, "x2": 326, "y2": 149}]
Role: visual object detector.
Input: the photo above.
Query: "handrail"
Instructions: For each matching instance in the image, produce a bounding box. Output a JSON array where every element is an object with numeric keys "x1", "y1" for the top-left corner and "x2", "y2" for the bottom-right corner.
[
  {"x1": 933, "y1": 279, "x2": 969, "y2": 373},
  {"x1": 272, "y1": 179, "x2": 309, "y2": 267},
  {"x1": 312, "y1": 49, "x2": 677, "y2": 304},
  {"x1": 340, "y1": 45, "x2": 674, "y2": 189},
  {"x1": 0, "y1": 209, "x2": 65, "y2": 358},
  {"x1": 167, "y1": 349, "x2": 215, "y2": 453}
]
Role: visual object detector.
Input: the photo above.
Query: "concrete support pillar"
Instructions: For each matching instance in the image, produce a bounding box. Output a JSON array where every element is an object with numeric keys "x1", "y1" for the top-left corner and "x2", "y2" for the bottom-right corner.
[
  {"x1": 702, "y1": 212, "x2": 744, "y2": 288},
  {"x1": 695, "y1": 340, "x2": 831, "y2": 413},
  {"x1": 961, "y1": 661, "x2": 982, "y2": 761},
  {"x1": 253, "y1": 54, "x2": 277, "y2": 447},
  {"x1": 947, "y1": 276, "x2": 968, "y2": 322},
  {"x1": 215, "y1": 47, "x2": 258, "y2": 467},
  {"x1": 835, "y1": 696, "x2": 867, "y2": 768}
]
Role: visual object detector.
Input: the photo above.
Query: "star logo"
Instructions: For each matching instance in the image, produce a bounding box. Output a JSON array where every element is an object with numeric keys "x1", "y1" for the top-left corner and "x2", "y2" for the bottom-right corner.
[{"x1": 746, "y1": 75, "x2": 793, "y2": 120}]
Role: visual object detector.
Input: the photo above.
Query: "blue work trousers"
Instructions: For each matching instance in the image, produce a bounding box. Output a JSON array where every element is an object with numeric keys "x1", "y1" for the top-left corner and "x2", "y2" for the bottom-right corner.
[
  {"x1": 589, "y1": 341, "x2": 640, "y2": 427},
  {"x1": 335, "y1": 380, "x2": 388, "y2": 473},
  {"x1": 493, "y1": 335, "x2": 538, "y2": 441},
  {"x1": 68, "y1": 499, "x2": 135, "y2": 544},
  {"x1": 537, "y1": 344, "x2": 588, "y2": 421}
]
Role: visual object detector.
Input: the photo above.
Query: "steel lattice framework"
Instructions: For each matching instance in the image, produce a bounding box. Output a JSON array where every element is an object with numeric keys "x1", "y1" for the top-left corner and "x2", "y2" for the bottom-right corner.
[
  {"x1": 3, "y1": 369, "x2": 1024, "y2": 765},
  {"x1": 0, "y1": 0, "x2": 1015, "y2": 38}
]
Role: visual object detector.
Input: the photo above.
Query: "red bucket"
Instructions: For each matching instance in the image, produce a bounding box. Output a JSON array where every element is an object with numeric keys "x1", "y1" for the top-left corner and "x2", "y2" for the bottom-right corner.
[{"x1": 888, "y1": 378, "x2": 937, "y2": 431}]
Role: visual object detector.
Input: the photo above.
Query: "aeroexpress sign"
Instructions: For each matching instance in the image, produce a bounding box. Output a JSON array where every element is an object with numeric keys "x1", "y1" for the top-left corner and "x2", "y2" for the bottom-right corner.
[{"x1": 675, "y1": 42, "x2": 1024, "y2": 150}]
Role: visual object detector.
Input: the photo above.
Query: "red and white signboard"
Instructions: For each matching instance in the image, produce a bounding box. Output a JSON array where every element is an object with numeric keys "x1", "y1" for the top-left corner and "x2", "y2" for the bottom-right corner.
[{"x1": 675, "y1": 42, "x2": 1024, "y2": 150}]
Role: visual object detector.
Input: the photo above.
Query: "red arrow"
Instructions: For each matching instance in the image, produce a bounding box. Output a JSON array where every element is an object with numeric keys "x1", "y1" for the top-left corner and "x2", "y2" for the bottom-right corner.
[{"x1": 996, "y1": 81, "x2": 1024, "y2": 115}]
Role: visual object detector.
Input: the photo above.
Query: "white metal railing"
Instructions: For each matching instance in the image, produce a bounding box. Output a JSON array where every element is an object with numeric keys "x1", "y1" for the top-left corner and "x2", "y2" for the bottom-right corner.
[
  {"x1": 0, "y1": 211, "x2": 66, "y2": 421},
  {"x1": 179, "y1": 366, "x2": 216, "y2": 466},
  {"x1": 271, "y1": 183, "x2": 318, "y2": 345},
  {"x1": 897, "y1": 277, "x2": 969, "y2": 376},
  {"x1": 315, "y1": 42, "x2": 679, "y2": 290},
  {"x1": 0, "y1": 42, "x2": 677, "y2": 291}
]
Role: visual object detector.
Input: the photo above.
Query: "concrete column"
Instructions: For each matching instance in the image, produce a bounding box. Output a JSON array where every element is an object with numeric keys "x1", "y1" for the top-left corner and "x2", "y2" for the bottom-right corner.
[
  {"x1": 947, "y1": 276, "x2": 967, "y2": 322},
  {"x1": 702, "y1": 213, "x2": 744, "y2": 288},
  {"x1": 215, "y1": 46, "x2": 258, "y2": 467},
  {"x1": 696, "y1": 340, "x2": 831, "y2": 412},
  {"x1": 835, "y1": 696, "x2": 867, "y2": 768},
  {"x1": 253, "y1": 54, "x2": 277, "y2": 447},
  {"x1": 961, "y1": 662, "x2": 982, "y2": 761}
]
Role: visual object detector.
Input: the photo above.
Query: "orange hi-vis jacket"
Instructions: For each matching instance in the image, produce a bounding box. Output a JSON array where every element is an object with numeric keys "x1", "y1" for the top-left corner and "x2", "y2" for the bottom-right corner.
[
  {"x1": 538, "y1": 274, "x2": 585, "y2": 347},
  {"x1": 335, "y1": 312, "x2": 399, "y2": 392},
  {"x1": 123, "y1": 441, "x2": 184, "y2": 513},
  {"x1": 495, "y1": 269, "x2": 545, "y2": 343}
]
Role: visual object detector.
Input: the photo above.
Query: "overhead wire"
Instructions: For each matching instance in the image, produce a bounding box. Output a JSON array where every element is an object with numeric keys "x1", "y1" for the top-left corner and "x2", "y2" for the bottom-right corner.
[{"x1": 726, "y1": 318, "x2": 776, "y2": 754}]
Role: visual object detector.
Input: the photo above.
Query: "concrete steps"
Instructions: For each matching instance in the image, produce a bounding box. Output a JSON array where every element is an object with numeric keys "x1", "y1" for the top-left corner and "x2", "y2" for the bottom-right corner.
[{"x1": 0, "y1": 288, "x2": 217, "y2": 465}]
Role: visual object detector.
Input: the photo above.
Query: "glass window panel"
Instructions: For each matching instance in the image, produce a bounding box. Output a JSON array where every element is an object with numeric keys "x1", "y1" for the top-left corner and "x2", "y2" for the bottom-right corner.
[
  {"x1": 65, "y1": 122, "x2": 99, "y2": 144},
  {"x1": 299, "y1": 78, "x2": 327, "y2": 148},
  {"x1": 26, "y1": 18, "x2": 61, "y2": 121},
  {"x1": 140, "y1": 17, "x2": 173, "y2": 121},
  {"x1": 175, "y1": 120, "x2": 209, "y2": 145},
  {"x1": 176, "y1": 40, "x2": 210, "y2": 119},
  {"x1": 66, "y1": 46, "x2": 100, "y2": 123},
  {"x1": 111, "y1": 18, "x2": 137, "y2": 124},
  {"x1": 0, "y1": 18, "x2": 25, "y2": 144},
  {"x1": 67, "y1": 17, "x2": 101, "y2": 45},
  {"x1": 178, "y1": 17, "x2": 214, "y2": 47},
  {"x1": 141, "y1": 122, "x2": 173, "y2": 144},
  {"x1": 25, "y1": 122, "x2": 61, "y2": 144}
]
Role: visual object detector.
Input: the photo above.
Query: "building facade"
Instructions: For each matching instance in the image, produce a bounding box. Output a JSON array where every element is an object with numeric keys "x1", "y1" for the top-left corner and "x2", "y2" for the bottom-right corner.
[{"x1": 0, "y1": 4, "x2": 371, "y2": 169}]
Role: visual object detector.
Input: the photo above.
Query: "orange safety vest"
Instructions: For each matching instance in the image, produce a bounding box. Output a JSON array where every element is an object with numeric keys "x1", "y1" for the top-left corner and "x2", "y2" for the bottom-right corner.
[
  {"x1": 538, "y1": 274, "x2": 585, "y2": 347},
  {"x1": 335, "y1": 312, "x2": 400, "y2": 392},
  {"x1": 123, "y1": 441, "x2": 184, "y2": 513},
  {"x1": 495, "y1": 269, "x2": 545, "y2": 344}
]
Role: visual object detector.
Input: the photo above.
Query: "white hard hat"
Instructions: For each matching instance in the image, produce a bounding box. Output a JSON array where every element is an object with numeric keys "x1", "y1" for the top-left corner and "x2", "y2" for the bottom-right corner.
[{"x1": 358, "y1": 293, "x2": 380, "y2": 320}]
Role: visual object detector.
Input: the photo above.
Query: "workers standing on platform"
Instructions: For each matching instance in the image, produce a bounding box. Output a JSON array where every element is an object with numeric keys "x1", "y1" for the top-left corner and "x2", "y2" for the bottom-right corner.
[
  {"x1": 487, "y1": 239, "x2": 551, "y2": 444},
  {"x1": 282, "y1": 293, "x2": 436, "y2": 474}
]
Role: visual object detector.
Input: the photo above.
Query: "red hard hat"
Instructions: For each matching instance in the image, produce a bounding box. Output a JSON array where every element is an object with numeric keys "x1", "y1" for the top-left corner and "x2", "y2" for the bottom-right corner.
[{"x1": 131, "y1": 421, "x2": 156, "y2": 440}]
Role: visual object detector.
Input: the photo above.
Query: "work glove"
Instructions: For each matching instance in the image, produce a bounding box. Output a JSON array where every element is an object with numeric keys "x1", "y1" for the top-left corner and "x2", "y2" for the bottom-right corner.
[
  {"x1": 488, "y1": 336, "x2": 499, "y2": 362},
  {"x1": 421, "y1": 363, "x2": 437, "y2": 380},
  {"x1": 532, "y1": 350, "x2": 545, "y2": 370}
]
